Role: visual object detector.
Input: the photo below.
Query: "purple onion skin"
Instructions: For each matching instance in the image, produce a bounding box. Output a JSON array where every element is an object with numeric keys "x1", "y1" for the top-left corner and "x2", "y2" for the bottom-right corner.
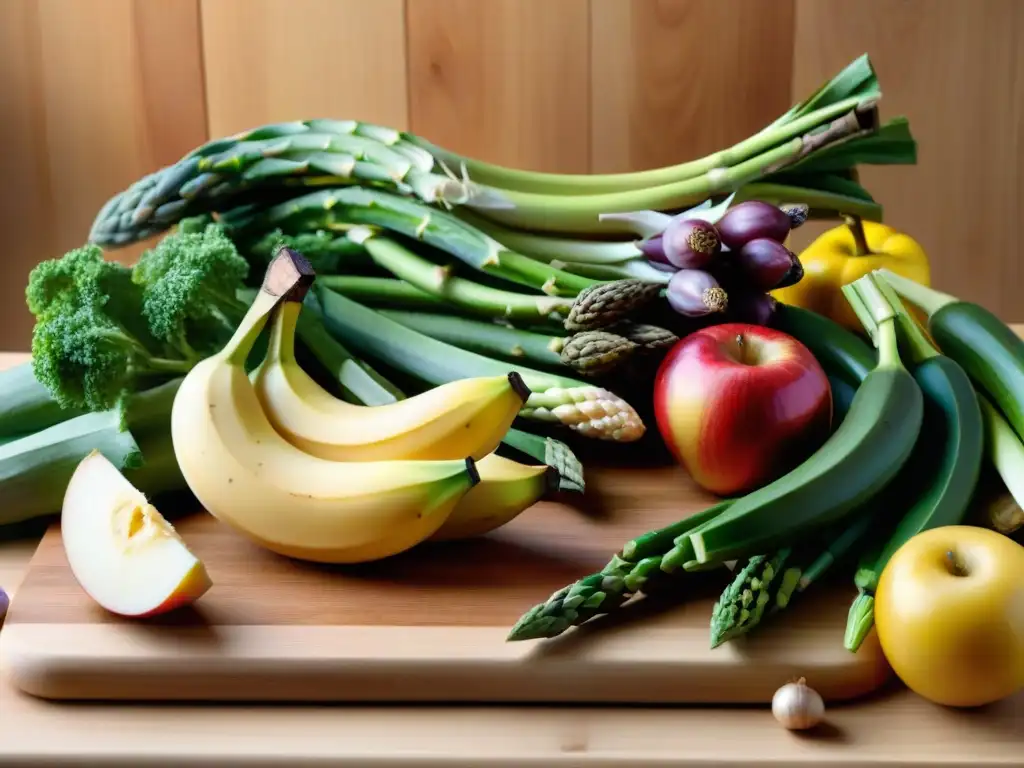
[
  {"x1": 638, "y1": 233, "x2": 671, "y2": 265},
  {"x1": 666, "y1": 269, "x2": 729, "y2": 317},
  {"x1": 715, "y1": 201, "x2": 791, "y2": 250},
  {"x1": 727, "y1": 292, "x2": 778, "y2": 326},
  {"x1": 662, "y1": 218, "x2": 721, "y2": 269},
  {"x1": 736, "y1": 238, "x2": 801, "y2": 291}
]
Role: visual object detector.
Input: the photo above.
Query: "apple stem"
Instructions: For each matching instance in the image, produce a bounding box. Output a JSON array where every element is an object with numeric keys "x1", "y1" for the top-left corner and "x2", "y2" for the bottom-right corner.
[
  {"x1": 945, "y1": 549, "x2": 968, "y2": 577},
  {"x1": 844, "y1": 215, "x2": 872, "y2": 257}
]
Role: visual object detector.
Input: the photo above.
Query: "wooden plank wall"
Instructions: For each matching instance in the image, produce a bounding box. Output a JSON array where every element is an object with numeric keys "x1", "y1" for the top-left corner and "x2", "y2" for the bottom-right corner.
[{"x1": 0, "y1": 0, "x2": 1020, "y2": 349}]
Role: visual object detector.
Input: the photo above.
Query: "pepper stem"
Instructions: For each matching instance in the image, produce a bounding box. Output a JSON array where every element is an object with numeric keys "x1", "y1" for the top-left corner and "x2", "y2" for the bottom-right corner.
[{"x1": 844, "y1": 214, "x2": 872, "y2": 257}]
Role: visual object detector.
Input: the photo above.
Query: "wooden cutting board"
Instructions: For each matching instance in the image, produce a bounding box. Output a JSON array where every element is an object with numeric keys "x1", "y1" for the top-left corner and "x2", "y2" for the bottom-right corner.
[{"x1": 0, "y1": 460, "x2": 891, "y2": 705}]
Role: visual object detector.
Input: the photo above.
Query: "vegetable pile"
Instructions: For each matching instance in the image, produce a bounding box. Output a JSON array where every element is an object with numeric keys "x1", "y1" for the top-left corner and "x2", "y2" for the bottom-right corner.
[{"x1": 2, "y1": 51, "x2": 1022, "y2": 710}]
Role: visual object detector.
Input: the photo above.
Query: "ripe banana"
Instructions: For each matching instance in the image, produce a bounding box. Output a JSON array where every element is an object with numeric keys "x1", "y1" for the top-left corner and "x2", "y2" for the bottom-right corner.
[
  {"x1": 429, "y1": 454, "x2": 556, "y2": 541},
  {"x1": 252, "y1": 300, "x2": 530, "y2": 461},
  {"x1": 171, "y1": 249, "x2": 479, "y2": 564}
]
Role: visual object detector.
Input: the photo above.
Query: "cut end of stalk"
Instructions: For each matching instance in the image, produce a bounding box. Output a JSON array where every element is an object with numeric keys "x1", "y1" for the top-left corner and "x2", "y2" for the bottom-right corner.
[
  {"x1": 690, "y1": 533, "x2": 708, "y2": 565},
  {"x1": 843, "y1": 592, "x2": 875, "y2": 653},
  {"x1": 874, "y1": 268, "x2": 956, "y2": 317}
]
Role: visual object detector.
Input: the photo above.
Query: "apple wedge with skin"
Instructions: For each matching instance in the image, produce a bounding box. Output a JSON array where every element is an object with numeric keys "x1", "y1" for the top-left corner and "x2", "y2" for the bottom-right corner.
[{"x1": 62, "y1": 450, "x2": 212, "y2": 617}]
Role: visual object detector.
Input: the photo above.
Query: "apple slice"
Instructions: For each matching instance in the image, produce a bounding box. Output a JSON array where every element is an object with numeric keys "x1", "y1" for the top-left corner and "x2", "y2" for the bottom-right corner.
[{"x1": 61, "y1": 450, "x2": 212, "y2": 618}]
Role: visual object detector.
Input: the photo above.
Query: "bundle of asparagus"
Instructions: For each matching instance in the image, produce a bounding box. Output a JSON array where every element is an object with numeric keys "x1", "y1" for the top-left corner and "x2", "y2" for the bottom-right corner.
[{"x1": 84, "y1": 55, "x2": 913, "y2": 367}]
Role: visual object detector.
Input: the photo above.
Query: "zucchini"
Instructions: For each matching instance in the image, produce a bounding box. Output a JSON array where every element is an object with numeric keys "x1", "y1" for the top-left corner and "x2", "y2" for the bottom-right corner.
[
  {"x1": 772, "y1": 303, "x2": 876, "y2": 384},
  {"x1": 687, "y1": 293, "x2": 923, "y2": 567},
  {"x1": 841, "y1": 275, "x2": 984, "y2": 651},
  {"x1": 879, "y1": 268, "x2": 1024, "y2": 442}
]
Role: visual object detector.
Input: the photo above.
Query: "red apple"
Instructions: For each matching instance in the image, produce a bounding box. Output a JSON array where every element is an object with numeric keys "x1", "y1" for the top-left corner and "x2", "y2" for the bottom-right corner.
[{"x1": 653, "y1": 323, "x2": 832, "y2": 496}]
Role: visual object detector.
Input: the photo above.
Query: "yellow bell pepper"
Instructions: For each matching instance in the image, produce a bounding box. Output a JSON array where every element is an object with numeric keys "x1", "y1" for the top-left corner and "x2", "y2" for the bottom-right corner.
[{"x1": 772, "y1": 216, "x2": 931, "y2": 332}]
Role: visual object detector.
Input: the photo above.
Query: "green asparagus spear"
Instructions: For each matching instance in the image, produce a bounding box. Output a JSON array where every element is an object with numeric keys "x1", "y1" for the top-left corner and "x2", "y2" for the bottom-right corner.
[
  {"x1": 709, "y1": 511, "x2": 877, "y2": 648},
  {"x1": 89, "y1": 121, "x2": 468, "y2": 246},
  {"x1": 507, "y1": 501, "x2": 733, "y2": 641},
  {"x1": 354, "y1": 234, "x2": 575, "y2": 323},
  {"x1": 377, "y1": 309, "x2": 566, "y2": 369},
  {"x1": 299, "y1": 291, "x2": 586, "y2": 491},
  {"x1": 313, "y1": 287, "x2": 646, "y2": 442},
  {"x1": 219, "y1": 187, "x2": 597, "y2": 297}
]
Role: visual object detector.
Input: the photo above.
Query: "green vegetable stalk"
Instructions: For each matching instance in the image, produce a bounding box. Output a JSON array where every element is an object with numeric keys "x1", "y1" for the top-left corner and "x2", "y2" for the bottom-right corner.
[
  {"x1": 298, "y1": 292, "x2": 586, "y2": 492},
  {"x1": 218, "y1": 187, "x2": 597, "y2": 297},
  {"x1": 88, "y1": 56, "x2": 914, "y2": 249},
  {"x1": 0, "y1": 378, "x2": 185, "y2": 528},
  {"x1": 88, "y1": 120, "x2": 468, "y2": 246},
  {"x1": 507, "y1": 501, "x2": 732, "y2": 641},
  {"x1": 312, "y1": 287, "x2": 646, "y2": 442},
  {"x1": 377, "y1": 309, "x2": 567, "y2": 370},
  {"x1": 353, "y1": 233, "x2": 575, "y2": 323}
]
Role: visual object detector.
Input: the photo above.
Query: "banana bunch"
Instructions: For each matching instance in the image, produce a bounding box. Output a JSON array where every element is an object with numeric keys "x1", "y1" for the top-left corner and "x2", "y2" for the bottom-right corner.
[{"x1": 171, "y1": 248, "x2": 561, "y2": 564}]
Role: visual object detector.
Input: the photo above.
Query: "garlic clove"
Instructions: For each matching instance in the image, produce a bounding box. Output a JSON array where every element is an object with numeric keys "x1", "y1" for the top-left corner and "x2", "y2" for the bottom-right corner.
[{"x1": 772, "y1": 677, "x2": 825, "y2": 730}]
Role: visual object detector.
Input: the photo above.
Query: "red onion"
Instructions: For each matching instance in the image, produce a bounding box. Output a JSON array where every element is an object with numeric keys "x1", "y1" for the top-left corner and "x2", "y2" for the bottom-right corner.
[
  {"x1": 736, "y1": 238, "x2": 801, "y2": 291},
  {"x1": 662, "y1": 217, "x2": 721, "y2": 269},
  {"x1": 728, "y1": 291, "x2": 778, "y2": 326},
  {"x1": 715, "y1": 201, "x2": 791, "y2": 250},
  {"x1": 666, "y1": 269, "x2": 728, "y2": 317}
]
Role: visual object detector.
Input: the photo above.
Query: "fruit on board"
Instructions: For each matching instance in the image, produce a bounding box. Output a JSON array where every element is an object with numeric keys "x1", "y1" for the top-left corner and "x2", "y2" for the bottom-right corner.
[
  {"x1": 252, "y1": 299, "x2": 529, "y2": 461},
  {"x1": 874, "y1": 525, "x2": 1024, "y2": 707},
  {"x1": 653, "y1": 322, "x2": 832, "y2": 496},
  {"x1": 428, "y1": 453, "x2": 555, "y2": 542},
  {"x1": 61, "y1": 450, "x2": 211, "y2": 617},
  {"x1": 170, "y1": 248, "x2": 479, "y2": 564},
  {"x1": 772, "y1": 216, "x2": 930, "y2": 332}
]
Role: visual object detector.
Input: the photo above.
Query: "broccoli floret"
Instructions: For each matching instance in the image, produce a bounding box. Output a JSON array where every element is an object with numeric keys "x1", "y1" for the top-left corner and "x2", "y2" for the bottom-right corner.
[
  {"x1": 27, "y1": 225, "x2": 253, "y2": 415},
  {"x1": 133, "y1": 223, "x2": 250, "y2": 356},
  {"x1": 29, "y1": 249, "x2": 195, "y2": 413}
]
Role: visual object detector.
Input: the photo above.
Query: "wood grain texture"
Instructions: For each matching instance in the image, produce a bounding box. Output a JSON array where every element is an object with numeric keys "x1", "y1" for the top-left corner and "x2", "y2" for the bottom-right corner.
[
  {"x1": 201, "y1": 0, "x2": 409, "y2": 136},
  {"x1": 0, "y1": 0, "x2": 207, "y2": 349},
  {"x1": 1, "y1": 463, "x2": 889, "y2": 704},
  {"x1": 789, "y1": 0, "x2": 1024, "y2": 320},
  {"x1": 0, "y1": 680, "x2": 1020, "y2": 768},
  {"x1": 406, "y1": 0, "x2": 591, "y2": 173},
  {"x1": 590, "y1": 0, "x2": 796, "y2": 173}
]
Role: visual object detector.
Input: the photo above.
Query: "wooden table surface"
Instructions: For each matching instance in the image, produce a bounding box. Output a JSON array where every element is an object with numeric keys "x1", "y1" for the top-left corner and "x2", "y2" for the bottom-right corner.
[{"x1": 1, "y1": 350, "x2": 1022, "y2": 767}]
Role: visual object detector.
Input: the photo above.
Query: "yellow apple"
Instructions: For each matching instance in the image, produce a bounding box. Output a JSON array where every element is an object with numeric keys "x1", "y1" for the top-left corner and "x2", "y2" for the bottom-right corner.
[
  {"x1": 874, "y1": 525, "x2": 1024, "y2": 707},
  {"x1": 62, "y1": 450, "x2": 212, "y2": 618}
]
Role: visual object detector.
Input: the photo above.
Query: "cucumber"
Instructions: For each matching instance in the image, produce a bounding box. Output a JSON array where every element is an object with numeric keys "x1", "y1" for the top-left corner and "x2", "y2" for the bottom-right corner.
[
  {"x1": 841, "y1": 275, "x2": 985, "y2": 651},
  {"x1": 0, "y1": 362, "x2": 85, "y2": 438},
  {"x1": 772, "y1": 303, "x2": 876, "y2": 384},
  {"x1": 879, "y1": 269, "x2": 1024, "y2": 442},
  {"x1": 688, "y1": 304, "x2": 924, "y2": 567},
  {"x1": 844, "y1": 356, "x2": 984, "y2": 650}
]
